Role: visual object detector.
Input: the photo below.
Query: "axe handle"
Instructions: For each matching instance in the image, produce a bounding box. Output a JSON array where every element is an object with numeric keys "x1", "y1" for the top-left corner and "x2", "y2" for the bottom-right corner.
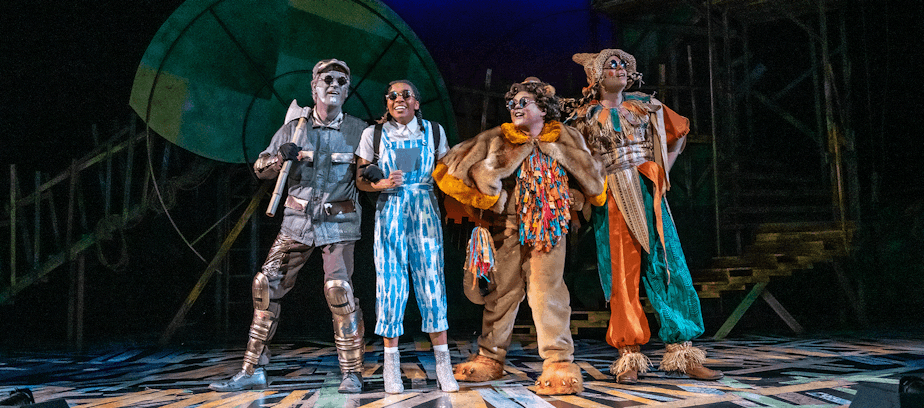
[{"x1": 266, "y1": 116, "x2": 307, "y2": 217}]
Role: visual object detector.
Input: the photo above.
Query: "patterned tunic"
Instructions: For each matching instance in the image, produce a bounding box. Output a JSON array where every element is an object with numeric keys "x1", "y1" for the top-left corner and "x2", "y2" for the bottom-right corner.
[{"x1": 568, "y1": 93, "x2": 705, "y2": 347}]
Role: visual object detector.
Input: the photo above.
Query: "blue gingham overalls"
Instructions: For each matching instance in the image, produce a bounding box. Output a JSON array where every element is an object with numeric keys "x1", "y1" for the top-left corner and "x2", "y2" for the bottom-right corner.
[{"x1": 373, "y1": 120, "x2": 449, "y2": 338}]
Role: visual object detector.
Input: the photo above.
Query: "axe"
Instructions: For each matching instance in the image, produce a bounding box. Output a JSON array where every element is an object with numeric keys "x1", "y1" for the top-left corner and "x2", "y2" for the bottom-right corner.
[{"x1": 266, "y1": 100, "x2": 311, "y2": 217}]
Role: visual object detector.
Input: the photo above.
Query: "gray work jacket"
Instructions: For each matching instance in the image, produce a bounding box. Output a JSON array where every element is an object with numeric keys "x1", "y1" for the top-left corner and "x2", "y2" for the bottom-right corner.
[{"x1": 259, "y1": 113, "x2": 366, "y2": 246}]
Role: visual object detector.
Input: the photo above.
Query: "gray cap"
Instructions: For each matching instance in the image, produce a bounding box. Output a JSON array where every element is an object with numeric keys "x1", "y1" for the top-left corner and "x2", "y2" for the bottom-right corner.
[{"x1": 312, "y1": 58, "x2": 351, "y2": 79}]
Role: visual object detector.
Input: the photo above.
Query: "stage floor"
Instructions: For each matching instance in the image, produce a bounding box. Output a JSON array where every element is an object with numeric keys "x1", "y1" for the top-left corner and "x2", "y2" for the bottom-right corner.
[{"x1": 2, "y1": 334, "x2": 922, "y2": 407}]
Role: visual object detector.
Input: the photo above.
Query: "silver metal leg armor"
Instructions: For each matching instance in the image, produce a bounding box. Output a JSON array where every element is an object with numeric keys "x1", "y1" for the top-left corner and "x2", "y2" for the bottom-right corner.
[
  {"x1": 243, "y1": 273, "x2": 280, "y2": 375},
  {"x1": 326, "y1": 280, "x2": 365, "y2": 373}
]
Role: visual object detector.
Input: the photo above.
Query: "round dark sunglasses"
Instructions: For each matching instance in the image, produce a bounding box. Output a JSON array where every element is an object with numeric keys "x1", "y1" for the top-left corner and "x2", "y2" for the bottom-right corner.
[
  {"x1": 386, "y1": 90, "x2": 415, "y2": 100},
  {"x1": 608, "y1": 59, "x2": 627, "y2": 69},
  {"x1": 506, "y1": 97, "x2": 535, "y2": 111},
  {"x1": 321, "y1": 74, "x2": 348, "y2": 86}
]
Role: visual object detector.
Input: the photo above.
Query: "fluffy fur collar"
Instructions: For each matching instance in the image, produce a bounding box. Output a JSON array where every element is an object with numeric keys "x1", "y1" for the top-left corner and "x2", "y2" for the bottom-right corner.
[
  {"x1": 500, "y1": 121, "x2": 562, "y2": 144},
  {"x1": 434, "y1": 123, "x2": 606, "y2": 212}
]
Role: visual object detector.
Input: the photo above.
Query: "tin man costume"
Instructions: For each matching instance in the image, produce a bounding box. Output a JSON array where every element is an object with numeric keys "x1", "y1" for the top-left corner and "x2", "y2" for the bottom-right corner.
[{"x1": 209, "y1": 59, "x2": 367, "y2": 393}]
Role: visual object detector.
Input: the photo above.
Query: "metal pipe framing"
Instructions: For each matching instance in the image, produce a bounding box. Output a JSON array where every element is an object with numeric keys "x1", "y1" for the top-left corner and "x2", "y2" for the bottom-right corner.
[
  {"x1": 15, "y1": 183, "x2": 34, "y2": 267},
  {"x1": 1, "y1": 128, "x2": 149, "y2": 307},
  {"x1": 104, "y1": 140, "x2": 113, "y2": 216},
  {"x1": 722, "y1": 7, "x2": 741, "y2": 254},
  {"x1": 9, "y1": 164, "x2": 17, "y2": 286},
  {"x1": 742, "y1": 23, "x2": 754, "y2": 149},
  {"x1": 809, "y1": 34, "x2": 825, "y2": 172},
  {"x1": 123, "y1": 125, "x2": 135, "y2": 221},
  {"x1": 707, "y1": 0, "x2": 721, "y2": 256},
  {"x1": 818, "y1": 0, "x2": 848, "y2": 229},
  {"x1": 46, "y1": 176, "x2": 62, "y2": 250},
  {"x1": 670, "y1": 47, "x2": 679, "y2": 110},
  {"x1": 33, "y1": 172, "x2": 39, "y2": 268},
  {"x1": 838, "y1": 8, "x2": 861, "y2": 225},
  {"x1": 687, "y1": 45, "x2": 699, "y2": 134},
  {"x1": 480, "y1": 68, "x2": 492, "y2": 133},
  {"x1": 66, "y1": 160, "x2": 78, "y2": 347},
  {"x1": 76, "y1": 253, "x2": 85, "y2": 351},
  {"x1": 723, "y1": 8, "x2": 734, "y2": 150}
]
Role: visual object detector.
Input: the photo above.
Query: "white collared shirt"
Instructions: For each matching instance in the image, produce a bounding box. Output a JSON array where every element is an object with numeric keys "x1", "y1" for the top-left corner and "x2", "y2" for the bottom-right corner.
[
  {"x1": 355, "y1": 117, "x2": 449, "y2": 163},
  {"x1": 312, "y1": 109, "x2": 344, "y2": 130}
]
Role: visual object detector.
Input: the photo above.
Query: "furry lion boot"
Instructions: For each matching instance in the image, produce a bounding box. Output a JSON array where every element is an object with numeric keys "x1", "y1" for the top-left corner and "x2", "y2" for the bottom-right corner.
[
  {"x1": 453, "y1": 354, "x2": 504, "y2": 382},
  {"x1": 660, "y1": 341, "x2": 723, "y2": 381},
  {"x1": 609, "y1": 345, "x2": 651, "y2": 384},
  {"x1": 534, "y1": 362, "x2": 584, "y2": 395}
]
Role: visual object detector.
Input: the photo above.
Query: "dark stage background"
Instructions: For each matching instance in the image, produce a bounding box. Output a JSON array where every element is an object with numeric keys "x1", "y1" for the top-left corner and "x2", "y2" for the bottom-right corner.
[{"x1": 2, "y1": 0, "x2": 923, "y2": 348}]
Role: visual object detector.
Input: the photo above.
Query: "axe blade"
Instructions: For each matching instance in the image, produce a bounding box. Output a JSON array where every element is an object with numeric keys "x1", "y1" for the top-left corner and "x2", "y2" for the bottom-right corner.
[{"x1": 283, "y1": 99, "x2": 312, "y2": 125}]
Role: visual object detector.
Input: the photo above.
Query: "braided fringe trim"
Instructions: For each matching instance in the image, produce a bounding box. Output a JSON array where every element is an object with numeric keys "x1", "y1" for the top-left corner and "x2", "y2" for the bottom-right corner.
[
  {"x1": 659, "y1": 341, "x2": 706, "y2": 372},
  {"x1": 609, "y1": 346, "x2": 652, "y2": 376},
  {"x1": 465, "y1": 226, "x2": 496, "y2": 286}
]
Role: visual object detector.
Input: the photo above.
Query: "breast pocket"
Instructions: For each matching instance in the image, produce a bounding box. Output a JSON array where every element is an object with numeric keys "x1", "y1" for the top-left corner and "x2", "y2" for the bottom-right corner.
[
  {"x1": 291, "y1": 150, "x2": 315, "y2": 182},
  {"x1": 329, "y1": 152, "x2": 355, "y2": 183}
]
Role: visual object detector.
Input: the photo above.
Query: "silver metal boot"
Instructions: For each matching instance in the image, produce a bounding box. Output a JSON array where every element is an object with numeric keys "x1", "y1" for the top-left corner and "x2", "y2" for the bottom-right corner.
[
  {"x1": 208, "y1": 367, "x2": 268, "y2": 392},
  {"x1": 338, "y1": 372, "x2": 363, "y2": 394}
]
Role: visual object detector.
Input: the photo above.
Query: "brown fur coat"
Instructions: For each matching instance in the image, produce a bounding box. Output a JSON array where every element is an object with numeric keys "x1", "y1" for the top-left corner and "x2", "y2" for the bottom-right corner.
[{"x1": 433, "y1": 121, "x2": 606, "y2": 214}]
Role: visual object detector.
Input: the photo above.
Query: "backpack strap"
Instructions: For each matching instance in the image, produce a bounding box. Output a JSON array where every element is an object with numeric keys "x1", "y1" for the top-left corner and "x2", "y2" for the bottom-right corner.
[
  {"x1": 375, "y1": 120, "x2": 441, "y2": 165},
  {"x1": 372, "y1": 123, "x2": 383, "y2": 164},
  {"x1": 429, "y1": 120, "x2": 441, "y2": 164}
]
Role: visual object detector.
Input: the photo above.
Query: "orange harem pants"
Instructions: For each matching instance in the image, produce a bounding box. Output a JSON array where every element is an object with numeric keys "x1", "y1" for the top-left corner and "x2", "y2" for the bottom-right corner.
[{"x1": 593, "y1": 162, "x2": 704, "y2": 348}]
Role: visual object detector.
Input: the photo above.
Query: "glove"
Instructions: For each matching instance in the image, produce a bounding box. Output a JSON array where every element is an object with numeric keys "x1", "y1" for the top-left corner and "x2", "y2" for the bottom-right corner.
[
  {"x1": 277, "y1": 142, "x2": 300, "y2": 161},
  {"x1": 359, "y1": 163, "x2": 385, "y2": 183}
]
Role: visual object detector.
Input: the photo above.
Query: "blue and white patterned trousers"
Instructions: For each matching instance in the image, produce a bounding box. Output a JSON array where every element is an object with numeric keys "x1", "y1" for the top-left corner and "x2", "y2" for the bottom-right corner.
[{"x1": 373, "y1": 121, "x2": 449, "y2": 338}]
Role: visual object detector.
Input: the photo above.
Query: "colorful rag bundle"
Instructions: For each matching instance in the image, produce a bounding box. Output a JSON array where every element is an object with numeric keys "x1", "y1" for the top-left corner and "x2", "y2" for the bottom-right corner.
[
  {"x1": 464, "y1": 226, "x2": 496, "y2": 289},
  {"x1": 515, "y1": 146, "x2": 572, "y2": 252}
]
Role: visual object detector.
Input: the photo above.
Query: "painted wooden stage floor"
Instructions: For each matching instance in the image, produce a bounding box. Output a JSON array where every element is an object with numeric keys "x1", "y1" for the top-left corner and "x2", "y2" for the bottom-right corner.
[{"x1": 2, "y1": 335, "x2": 922, "y2": 407}]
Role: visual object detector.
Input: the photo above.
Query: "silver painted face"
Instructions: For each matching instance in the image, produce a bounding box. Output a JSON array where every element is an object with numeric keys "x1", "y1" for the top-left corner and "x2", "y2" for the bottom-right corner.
[{"x1": 313, "y1": 71, "x2": 349, "y2": 108}]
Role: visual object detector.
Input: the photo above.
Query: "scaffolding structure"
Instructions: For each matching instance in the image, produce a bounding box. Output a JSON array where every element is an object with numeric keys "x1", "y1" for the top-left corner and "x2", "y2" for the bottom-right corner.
[
  {"x1": 593, "y1": 0, "x2": 860, "y2": 255},
  {"x1": 2, "y1": 0, "x2": 874, "y2": 347}
]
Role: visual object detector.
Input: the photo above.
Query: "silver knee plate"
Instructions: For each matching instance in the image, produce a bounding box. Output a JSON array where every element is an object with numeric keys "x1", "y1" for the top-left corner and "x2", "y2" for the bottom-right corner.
[
  {"x1": 325, "y1": 279, "x2": 355, "y2": 315},
  {"x1": 252, "y1": 273, "x2": 270, "y2": 310}
]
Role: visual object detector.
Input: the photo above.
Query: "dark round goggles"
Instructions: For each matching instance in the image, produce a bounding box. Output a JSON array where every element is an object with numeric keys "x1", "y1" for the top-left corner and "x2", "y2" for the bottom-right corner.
[
  {"x1": 506, "y1": 97, "x2": 535, "y2": 111},
  {"x1": 608, "y1": 59, "x2": 627, "y2": 69},
  {"x1": 386, "y1": 90, "x2": 415, "y2": 100},
  {"x1": 321, "y1": 74, "x2": 348, "y2": 86}
]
